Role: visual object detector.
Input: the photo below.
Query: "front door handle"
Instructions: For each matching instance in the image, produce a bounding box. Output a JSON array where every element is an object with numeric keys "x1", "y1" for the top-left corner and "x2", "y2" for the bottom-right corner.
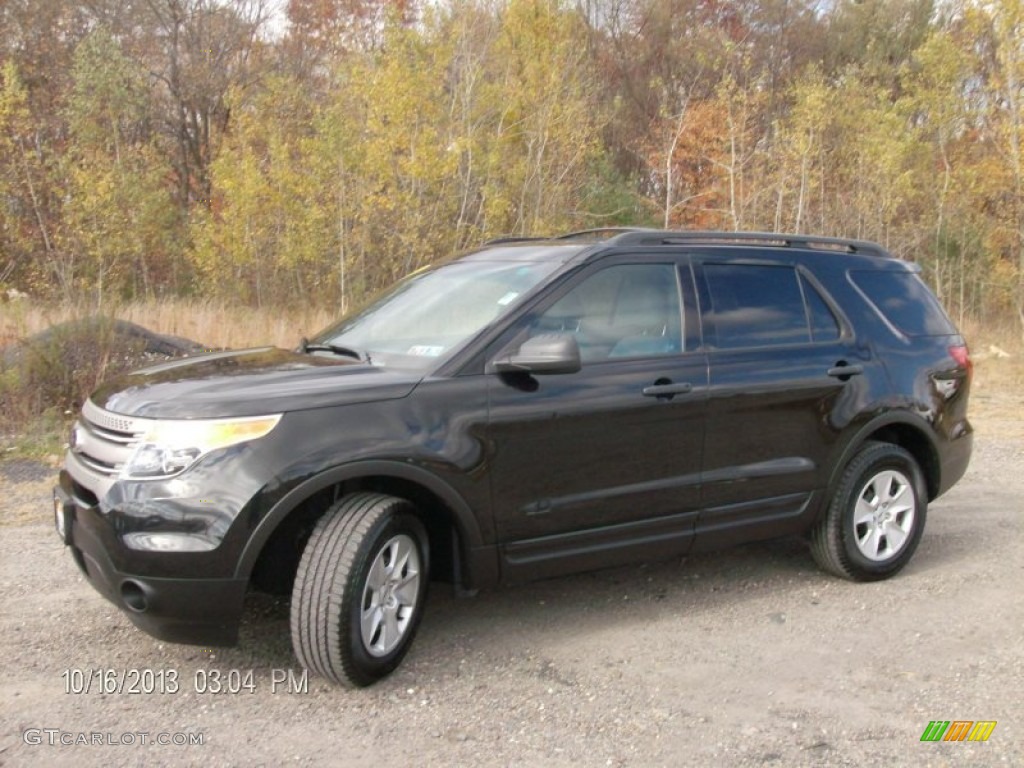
[
  {"x1": 642, "y1": 382, "x2": 693, "y2": 399},
  {"x1": 827, "y1": 363, "x2": 864, "y2": 379}
]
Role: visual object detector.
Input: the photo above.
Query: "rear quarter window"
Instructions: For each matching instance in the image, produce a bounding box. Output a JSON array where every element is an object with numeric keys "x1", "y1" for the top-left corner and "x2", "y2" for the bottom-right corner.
[{"x1": 850, "y1": 270, "x2": 957, "y2": 337}]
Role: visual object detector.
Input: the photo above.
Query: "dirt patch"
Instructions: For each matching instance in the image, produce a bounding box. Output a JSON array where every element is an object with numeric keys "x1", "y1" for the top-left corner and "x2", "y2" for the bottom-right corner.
[
  {"x1": 0, "y1": 459, "x2": 53, "y2": 485},
  {"x1": 0, "y1": 459, "x2": 57, "y2": 526},
  {"x1": 0, "y1": 415, "x2": 1020, "y2": 767}
]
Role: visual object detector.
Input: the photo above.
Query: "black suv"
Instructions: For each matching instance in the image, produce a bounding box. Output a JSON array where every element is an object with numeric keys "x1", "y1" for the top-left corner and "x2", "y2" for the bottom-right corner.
[{"x1": 55, "y1": 230, "x2": 973, "y2": 686}]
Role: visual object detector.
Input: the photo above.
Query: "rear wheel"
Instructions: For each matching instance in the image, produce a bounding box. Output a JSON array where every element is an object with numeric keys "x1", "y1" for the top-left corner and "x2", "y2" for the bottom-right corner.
[
  {"x1": 291, "y1": 492, "x2": 429, "y2": 687},
  {"x1": 811, "y1": 441, "x2": 927, "y2": 581}
]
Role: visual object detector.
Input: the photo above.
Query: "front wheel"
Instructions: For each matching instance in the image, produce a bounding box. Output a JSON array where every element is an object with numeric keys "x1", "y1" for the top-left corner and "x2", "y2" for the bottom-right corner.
[
  {"x1": 290, "y1": 493, "x2": 429, "y2": 687},
  {"x1": 811, "y1": 441, "x2": 927, "y2": 581}
]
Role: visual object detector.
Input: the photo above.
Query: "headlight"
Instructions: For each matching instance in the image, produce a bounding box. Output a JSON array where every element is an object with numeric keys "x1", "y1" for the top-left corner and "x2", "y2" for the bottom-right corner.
[{"x1": 121, "y1": 415, "x2": 282, "y2": 480}]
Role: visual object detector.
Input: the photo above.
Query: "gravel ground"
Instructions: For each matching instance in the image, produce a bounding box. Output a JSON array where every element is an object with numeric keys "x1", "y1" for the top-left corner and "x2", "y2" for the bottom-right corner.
[{"x1": 0, "y1": 417, "x2": 1021, "y2": 767}]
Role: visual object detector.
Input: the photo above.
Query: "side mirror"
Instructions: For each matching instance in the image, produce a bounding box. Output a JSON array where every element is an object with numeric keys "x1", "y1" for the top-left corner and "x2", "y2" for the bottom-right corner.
[{"x1": 493, "y1": 333, "x2": 581, "y2": 375}]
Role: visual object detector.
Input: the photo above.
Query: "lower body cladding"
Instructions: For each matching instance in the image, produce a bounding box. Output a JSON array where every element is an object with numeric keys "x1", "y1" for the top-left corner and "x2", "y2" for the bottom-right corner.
[{"x1": 54, "y1": 478, "x2": 247, "y2": 646}]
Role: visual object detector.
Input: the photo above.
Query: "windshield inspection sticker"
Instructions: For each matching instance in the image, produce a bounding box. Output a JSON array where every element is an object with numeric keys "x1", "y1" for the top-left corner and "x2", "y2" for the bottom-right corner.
[
  {"x1": 496, "y1": 291, "x2": 519, "y2": 306},
  {"x1": 407, "y1": 345, "x2": 445, "y2": 357}
]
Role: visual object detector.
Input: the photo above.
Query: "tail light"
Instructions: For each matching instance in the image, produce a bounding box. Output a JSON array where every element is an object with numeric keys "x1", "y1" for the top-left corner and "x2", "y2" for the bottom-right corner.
[{"x1": 949, "y1": 344, "x2": 973, "y2": 380}]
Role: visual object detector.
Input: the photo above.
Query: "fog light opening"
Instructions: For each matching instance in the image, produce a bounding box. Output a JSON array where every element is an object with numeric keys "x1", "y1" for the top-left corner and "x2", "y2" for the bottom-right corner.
[{"x1": 120, "y1": 581, "x2": 148, "y2": 613}]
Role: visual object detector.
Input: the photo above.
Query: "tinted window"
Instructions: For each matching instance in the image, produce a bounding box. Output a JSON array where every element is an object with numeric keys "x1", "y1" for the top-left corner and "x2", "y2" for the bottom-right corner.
[
  {"x1": 703, "y1": 264, "x2": 809, "y2": 348},
  {"x1": 535, "y1": 264, "x2": 682, "y2": 362},
  {"x1": 801, "y1": 274, "x2": 841, "y2": 342},
  {"x1": 851, "y1": 271, "x2": 956, "y2": 336}
]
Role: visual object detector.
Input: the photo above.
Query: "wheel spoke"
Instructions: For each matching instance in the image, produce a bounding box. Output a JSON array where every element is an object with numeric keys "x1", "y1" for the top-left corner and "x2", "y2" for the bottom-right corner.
[
  {"x1": 887, "y1": 478, "x2": 908, "y2": 505},
  {"x1": 853, "y1": 495, "x2": 877, "y2": 526},
  {"x1": 890, "y1": 504, "x2": 914, "y2": 523},
  {"x1": 393, "y1": 573, "x2": 420, "y2": 606},
  {"x1": 878, "y1": 472, "x2": 902, "y2": 504},
  {"x1": 884, "y1": 522, "x2": 908, "y2": 553},
  {"x1": 361, "y1": 605, "x2": 384, "y2": 650},
  {"x1": 366, "y1": 555, "x2": 388, "y2": 591},
  {"x1": 892, "y1": 504, "x2": 914, "y2": 525},
  {"x1": 392, "y1": 544, "x2": 413, "y2": 581},
  {"x1": 858, "y1": 525, "x2": 882, "y2": 558},
  {"x1": 382, "y1": 606, "x2": 401, "y2": 647},
  {"x1": 889, "y1": 480, "x2": 913, "y2": 517},
  {"x1": 873, "y1": 473, "x2": 892, "y2": 504}
]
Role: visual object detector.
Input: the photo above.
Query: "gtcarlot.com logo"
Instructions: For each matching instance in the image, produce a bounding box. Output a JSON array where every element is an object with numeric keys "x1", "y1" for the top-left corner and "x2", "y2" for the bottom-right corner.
[
  {"x1": 23, "y1": 728, "x2": 204, "y2": 747},
  {"x1": 920, "y1": 721, "x2": 997, "y2": 742}
]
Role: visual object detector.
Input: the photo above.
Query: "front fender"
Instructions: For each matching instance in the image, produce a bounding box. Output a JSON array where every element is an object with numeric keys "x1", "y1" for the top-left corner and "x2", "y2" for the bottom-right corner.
[{"x1": 235, "y1": 459, "x2": 495, "y2": 588}]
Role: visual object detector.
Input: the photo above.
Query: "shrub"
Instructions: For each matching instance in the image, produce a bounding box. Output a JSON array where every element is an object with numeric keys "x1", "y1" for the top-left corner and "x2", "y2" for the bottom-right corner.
[{"x1": 1, "y1": 316, "x2": 202, "y2": 455}]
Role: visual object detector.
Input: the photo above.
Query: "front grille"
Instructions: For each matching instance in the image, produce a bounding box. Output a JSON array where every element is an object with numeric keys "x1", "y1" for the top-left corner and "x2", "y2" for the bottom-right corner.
[
  {"x1": 67, "y1": 401, "x2": 149, "y2": 490},
  {"x1": 75, "y1": 450, "x2": 119, "y2": 476},
  {"x1": 81, "y1": 405, "x2": 139, "y2": 434},
  {"x1": 87, "y1": 421, "x2": 138, "y2": 445}
]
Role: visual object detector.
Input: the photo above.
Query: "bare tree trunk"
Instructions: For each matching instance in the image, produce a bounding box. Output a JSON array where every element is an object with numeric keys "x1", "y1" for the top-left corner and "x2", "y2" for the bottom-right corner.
[
  {"x1": 337, "y1": 159, "x2": 348, "y2": 314},
  {"x1": 664, "y1": 97, "x2": 689, "y2": 229},
  {"x1": 16, "y1": 135, "x2": 71, "y2": 298},
  {"x1": 997, "y1": 0, "x2": 1024, "y2": 337},
  {"x1": 726, "y1": 106, "x2": 739, "y2": 229}
]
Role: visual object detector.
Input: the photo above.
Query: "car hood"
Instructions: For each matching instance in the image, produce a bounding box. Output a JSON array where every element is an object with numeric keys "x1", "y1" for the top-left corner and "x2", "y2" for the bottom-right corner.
[{"x1": 91, "y1": 347, "x2": 422, "y2": 418}]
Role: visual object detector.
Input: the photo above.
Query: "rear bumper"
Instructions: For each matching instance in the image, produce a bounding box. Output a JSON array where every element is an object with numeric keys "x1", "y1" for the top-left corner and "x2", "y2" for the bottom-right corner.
[
  {"x1": 55, "y1": 481, "x2": 247, "y2": 646},
  {"x1": 937, "y1": 428, "x2": 973, "y2": 499}
]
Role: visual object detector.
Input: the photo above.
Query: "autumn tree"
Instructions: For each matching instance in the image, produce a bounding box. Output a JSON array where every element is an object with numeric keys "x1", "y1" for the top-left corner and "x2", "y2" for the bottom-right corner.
[
  {"x1": 283, "y1": 0, "x2": 416, "y2": 75},
  {"x1": 1, "y1": 0, "x2": 1023, "y2": 330},
  {"x1": 983, "y1": 0, "x2": 1024, "y2": 332},
  {"x1": 0, "y1": 61, "x2": 68, "y2": 295},
  {"x1": 62, "y1": 30, "x2": 180, "y2": 305},
  {"x1": 138, "y1": 0, "x2": 270, "y2": 209}
]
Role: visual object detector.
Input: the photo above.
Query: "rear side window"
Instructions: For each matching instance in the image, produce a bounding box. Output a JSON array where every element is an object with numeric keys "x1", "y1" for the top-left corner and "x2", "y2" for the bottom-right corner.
[
  {"x1": 851, "y1": 271, "x2": 956, "y2": 336},
  {"x1": 801, "y1": 274, "x2": 841, "y2": 342},
  {"x1": 703, "y1": 264, "x2": 809, "y2": 348}
]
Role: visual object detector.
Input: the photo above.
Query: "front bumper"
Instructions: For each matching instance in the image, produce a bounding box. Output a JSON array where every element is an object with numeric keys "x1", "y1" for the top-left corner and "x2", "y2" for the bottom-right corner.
[{"x1": 55, "y1": 479, "x2": 247, "y2": 646}]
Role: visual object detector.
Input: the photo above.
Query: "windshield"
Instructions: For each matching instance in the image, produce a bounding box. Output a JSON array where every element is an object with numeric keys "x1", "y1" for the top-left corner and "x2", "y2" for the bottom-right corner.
[{"x1": 312, "y1": 259, "x2": 562, "y2": 370}]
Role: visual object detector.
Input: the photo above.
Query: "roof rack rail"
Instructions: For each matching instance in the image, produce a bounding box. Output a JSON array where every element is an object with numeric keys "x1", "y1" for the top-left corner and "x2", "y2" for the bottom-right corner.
[
  {"x1": 484, "y1": 228, "x2": 650, "y2": 246},
  {"x1": 606, "y1": 230, "x2": 890, "y2": 257},
  {"x1": 483, "y1": 235, "x2": 550, "y2": 245},
  {"x1": 556, "y1": 227, "x2": 652, "y2": 241}
]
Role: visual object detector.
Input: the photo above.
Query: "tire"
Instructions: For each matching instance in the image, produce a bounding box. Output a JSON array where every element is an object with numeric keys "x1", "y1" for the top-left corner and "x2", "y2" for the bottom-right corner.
[
  {"x1": 290, "y1": 492, "x2": 429, "y2": 687},
  {"x1": 810, "y1": 441, "x2": 927, "y2": 582}
]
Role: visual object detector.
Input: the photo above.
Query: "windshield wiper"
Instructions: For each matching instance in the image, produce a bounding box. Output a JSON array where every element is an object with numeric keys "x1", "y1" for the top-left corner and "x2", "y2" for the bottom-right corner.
[{"x1": 299, "y1": 337, "x2": 366, "y2": 362}]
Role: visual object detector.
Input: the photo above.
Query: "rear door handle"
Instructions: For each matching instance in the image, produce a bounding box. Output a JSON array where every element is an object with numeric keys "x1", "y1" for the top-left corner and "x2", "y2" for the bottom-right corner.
[
  {"x1": 642, "y1": 382, "x2": 693, "y2": 398},
  {"x1": 827, "y1": 364, "x2": 864, "y2": 379}
]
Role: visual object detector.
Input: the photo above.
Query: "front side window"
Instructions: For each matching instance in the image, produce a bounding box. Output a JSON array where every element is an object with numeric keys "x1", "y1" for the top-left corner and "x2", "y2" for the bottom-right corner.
[{"x1": 531, "y1": 263, "x2": 683, "y2": 363}]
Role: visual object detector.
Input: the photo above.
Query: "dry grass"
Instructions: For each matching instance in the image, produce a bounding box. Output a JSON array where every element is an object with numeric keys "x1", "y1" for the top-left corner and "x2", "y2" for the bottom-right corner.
[
  {"x1": 962, "y1": 323, "x2": 1024, "y2": 440},
  {"x1": 0, "y1": 299, "x2": 339, "y2": 352},
  {"x1": 2, "y1": 300, "x2": 1022, "y2": 449}
]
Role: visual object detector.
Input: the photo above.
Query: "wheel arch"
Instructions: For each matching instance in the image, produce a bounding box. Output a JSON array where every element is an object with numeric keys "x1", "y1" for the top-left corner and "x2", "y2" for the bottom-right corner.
[
  {"x1": 828, "y1": 413, "x2": 942, "y2": 503},
  {"x1": 237, "y1": 461, "x2": 490, "y2": 593}
]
